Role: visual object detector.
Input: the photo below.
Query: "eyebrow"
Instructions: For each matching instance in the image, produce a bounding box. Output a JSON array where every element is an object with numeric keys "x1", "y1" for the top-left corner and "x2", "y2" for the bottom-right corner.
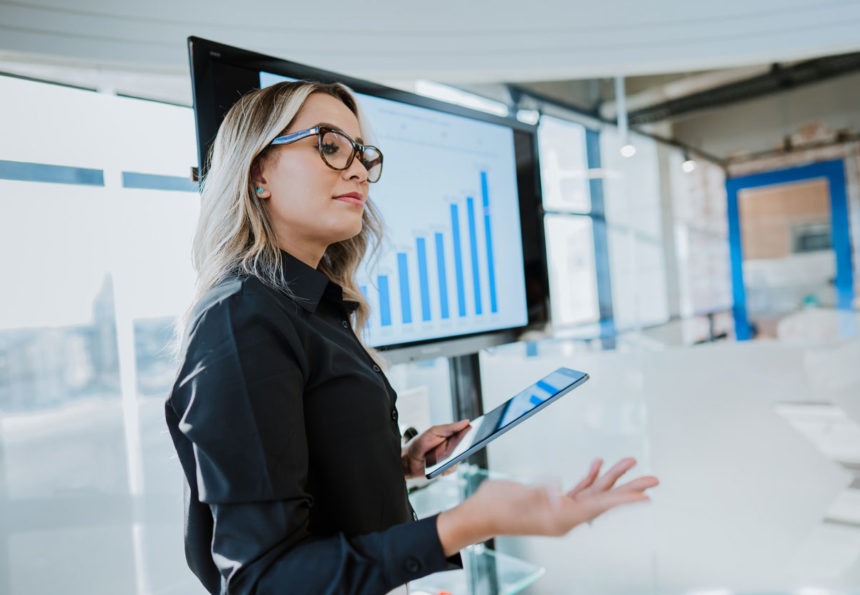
[{"x1": 318, "y1": 122, "x2": 364, "y2": 145}]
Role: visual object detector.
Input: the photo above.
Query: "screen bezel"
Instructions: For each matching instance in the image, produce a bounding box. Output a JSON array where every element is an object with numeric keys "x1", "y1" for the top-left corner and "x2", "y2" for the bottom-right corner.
[
  {"x1": 425, "y1": 367, "x2": 590, "y2": 479},
  {"x1": 188, "y1": 36, "x2": 549, "y2": 361}
]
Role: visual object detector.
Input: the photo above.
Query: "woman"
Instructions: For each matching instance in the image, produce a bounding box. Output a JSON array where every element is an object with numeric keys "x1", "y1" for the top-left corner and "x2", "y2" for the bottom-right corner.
[{"x1": 165, "y1": 80, "x2": 659, "y2": 595}]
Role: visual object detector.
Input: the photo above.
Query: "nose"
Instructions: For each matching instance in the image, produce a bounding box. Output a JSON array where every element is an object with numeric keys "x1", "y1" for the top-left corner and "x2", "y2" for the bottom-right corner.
[{"x1": 343, "y1": 154, "x2": 368, "y2": 183}]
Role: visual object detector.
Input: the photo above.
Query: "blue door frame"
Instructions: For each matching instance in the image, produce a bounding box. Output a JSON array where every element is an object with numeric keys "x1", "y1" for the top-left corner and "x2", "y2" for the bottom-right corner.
[{"x1": 725, "y1": 159, "x2": 854, "y2": 340}]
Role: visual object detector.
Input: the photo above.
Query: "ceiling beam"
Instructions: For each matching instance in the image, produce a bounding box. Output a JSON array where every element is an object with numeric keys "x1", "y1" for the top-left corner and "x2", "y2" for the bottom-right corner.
[{"x1": 628, "y1": 51, "x2": 860, "y2": 125}]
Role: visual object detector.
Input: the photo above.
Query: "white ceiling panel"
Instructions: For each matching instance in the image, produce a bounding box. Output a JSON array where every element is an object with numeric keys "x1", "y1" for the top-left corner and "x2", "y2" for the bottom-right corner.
[{"x1": 1, "y1": 0, "x2": 859, "y2": 82}]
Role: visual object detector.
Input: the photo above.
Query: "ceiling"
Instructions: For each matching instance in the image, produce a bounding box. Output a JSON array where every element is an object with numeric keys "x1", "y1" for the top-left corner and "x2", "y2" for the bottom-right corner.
[
  {"x1": 1, "y1": 0, "x2": 860, "y2": 84},
  {"x1": 2, "y1": 0, "x2": 858, "y2": 163}
]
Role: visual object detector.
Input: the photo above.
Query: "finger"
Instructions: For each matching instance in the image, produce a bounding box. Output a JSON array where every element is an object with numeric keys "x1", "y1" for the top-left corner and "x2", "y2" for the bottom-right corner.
[
  {"x1": 577, "y1": 489, "x2": 651, "y2": 522},
  {"x1": 441, "y1": 463, "x2": 459, "y2": 476},
  {"x1": 436, "y1": 419, "x2": 471, "y2": 436},
  {"x1": 603, "y1": 490, "x2": 652, "y2": 509},
  {"x1": 567, "y1": 482, "x2": 654, "y2": 525},
  {"x1": 416, "y1": 421, "x2": 471, "y2": 460},
  {"x1": 592, "y1": 457, "x2": 637, "y2": 492},
  {"x1": 566, "y1": 458, "x2": 602, "y2": 498},
  {"x1": 434, "y1": 434, "x2": 463, "y2": 459},
  {"x1": 430, "y1": 441, "x2": 449, "y2": 459},
  {"x1": 614, "y1": 475, "x2": 660, "y2": 493},
  {"x1": 413, "y1": 432, "x2": 447, "y2": 454}
]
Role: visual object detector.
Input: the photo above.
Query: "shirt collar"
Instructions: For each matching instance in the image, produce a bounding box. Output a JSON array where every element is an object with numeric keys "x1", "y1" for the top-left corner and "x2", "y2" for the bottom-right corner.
[{"x1": 279, "y1": 250, "x2": 359, "y2": 314}]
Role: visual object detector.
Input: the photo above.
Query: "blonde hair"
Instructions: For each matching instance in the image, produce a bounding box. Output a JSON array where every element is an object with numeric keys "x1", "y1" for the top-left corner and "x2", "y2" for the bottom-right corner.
[{"x1": 184, "y1": 81, "x2": 383, "y2": 349}]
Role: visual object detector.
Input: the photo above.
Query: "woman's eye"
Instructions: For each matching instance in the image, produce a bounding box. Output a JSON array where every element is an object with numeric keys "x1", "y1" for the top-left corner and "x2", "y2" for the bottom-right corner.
[{"x1": 321, "y1": 143, "x2": 340, "y2": 155}]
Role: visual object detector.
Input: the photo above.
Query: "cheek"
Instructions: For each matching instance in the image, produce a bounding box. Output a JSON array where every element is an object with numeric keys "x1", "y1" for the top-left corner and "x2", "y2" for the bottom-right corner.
[
  {"x1": 268, "y1": 162, "x2": 325, "y2": 208},
  {"x1": 265, "y1": 175, "x2": 336, "y2": 230},
  {"x1": 275, "y1": 156, "x2": 335, "y2": 197},
  {"x1": 267, "y1": 193, "x2": 321, "y2": 235}
]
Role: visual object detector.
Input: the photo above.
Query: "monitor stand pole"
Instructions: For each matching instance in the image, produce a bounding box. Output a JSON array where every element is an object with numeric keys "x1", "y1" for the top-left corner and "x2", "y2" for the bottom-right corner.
[
  {"x1": 448, "y1": 352, "x2": 487, "y2": 470},
  {"x1": 448, "y1": 352, "x2": 499, "y2": 595}
]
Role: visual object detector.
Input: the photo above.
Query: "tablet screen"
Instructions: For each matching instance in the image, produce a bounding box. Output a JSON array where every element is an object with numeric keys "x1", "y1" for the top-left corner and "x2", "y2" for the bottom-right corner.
[{"x1": 424, "y1": 367, "x2": 589, "y2": 478}]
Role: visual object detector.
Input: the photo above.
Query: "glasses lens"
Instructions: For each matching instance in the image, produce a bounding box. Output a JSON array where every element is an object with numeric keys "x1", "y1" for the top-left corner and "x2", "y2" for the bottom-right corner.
[
  {"x1": 320, "y1": 130, "x2": 354, "y2": 170},
  {"x1": 361, "y1": 147, "x2": 383, "y2": 183}
]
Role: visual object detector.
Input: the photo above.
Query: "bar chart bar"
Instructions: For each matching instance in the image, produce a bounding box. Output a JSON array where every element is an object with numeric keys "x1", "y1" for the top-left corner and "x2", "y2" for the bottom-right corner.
[
  {"x1": 359, "y1": 285, "x2": 369, "y2": 329},
  {"x1": 536, "y1": 380, "x2": 557, "y2": 394},
  {"x1": 416, "y1": 238, "x2": 431, "y2": 322},
  {"x1": 450, "y1": 204, "x2": 467, "y2": 317},
  {"x1": 481, "y1": 171, "x2": 498, "y2": 313},
  {"x1": 377, "y1": 276, "x2": 391, "y2": 327},
  {"x1": 397, "y1": 252, "x2": 412, "y2": 324},
  {"x1": 466, "y1": 196, "x2": 483, "y2": 315},
  {"x1": 434, "y1": 232, "x2": 450, "y2": 320}
]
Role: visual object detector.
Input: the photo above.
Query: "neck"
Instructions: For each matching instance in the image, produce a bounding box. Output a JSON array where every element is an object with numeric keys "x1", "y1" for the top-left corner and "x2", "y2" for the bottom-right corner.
[{"x1": 278, "y1": 239, "x2": 326, "y2": 269}]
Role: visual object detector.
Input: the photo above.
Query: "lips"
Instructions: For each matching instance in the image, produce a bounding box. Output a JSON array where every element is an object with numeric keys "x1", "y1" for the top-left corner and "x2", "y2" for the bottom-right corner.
[{"x1": 333, "y1": 192, "x2": 365, "y2": 206}]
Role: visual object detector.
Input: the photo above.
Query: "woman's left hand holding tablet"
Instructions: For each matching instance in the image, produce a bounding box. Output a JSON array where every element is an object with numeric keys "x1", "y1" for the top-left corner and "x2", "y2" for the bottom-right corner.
[{"x1": 401, "y1": 419, "x2": 472, "y2": 479}]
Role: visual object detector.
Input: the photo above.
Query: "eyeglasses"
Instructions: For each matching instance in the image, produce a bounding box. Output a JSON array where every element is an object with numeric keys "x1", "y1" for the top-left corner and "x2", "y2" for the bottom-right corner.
[{"x1": 270, "y1": 125, "x2": 383, "y2": 183}]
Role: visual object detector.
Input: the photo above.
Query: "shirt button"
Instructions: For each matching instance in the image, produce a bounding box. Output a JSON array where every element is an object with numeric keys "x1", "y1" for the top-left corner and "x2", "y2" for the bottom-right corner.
[
  {"x1": 372, "y1": 364, "x2": 381, "y2": 373},
  {"x1": 390, "y1": 408, "x2": 398, "y2": 422},
  {"x1": 404, "y1": 557, "x2": 421, "y2": 573},
  {"x1": 341, "y1": 320, "x2": 350, "y2": 329}
]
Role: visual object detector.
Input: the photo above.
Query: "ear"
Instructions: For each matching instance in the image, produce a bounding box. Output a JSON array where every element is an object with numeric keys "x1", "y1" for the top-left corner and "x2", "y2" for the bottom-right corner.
[
  {"x1": 250, "y1": 158, "x2": 270, "y2": 199},
  {"x1": 250, "y1": 158, "x2": 267, "y2": 187}
]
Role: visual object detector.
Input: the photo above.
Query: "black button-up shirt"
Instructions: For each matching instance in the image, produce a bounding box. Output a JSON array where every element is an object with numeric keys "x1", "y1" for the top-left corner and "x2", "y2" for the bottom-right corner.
[{"x1": 165, "y1": 251, "x2": 459, "y2": 594}]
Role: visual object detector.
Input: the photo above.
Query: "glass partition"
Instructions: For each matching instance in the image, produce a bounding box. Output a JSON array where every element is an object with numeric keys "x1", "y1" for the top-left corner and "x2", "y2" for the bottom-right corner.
[{"x1": 0, "y1": 74, "x2": 201, "y2": 595}]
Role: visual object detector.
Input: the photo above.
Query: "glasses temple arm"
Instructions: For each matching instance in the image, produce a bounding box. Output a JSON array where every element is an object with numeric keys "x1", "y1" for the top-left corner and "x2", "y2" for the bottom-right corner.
[{"x1": 270, "y1": 127, "x2": 320, "y2": 146}]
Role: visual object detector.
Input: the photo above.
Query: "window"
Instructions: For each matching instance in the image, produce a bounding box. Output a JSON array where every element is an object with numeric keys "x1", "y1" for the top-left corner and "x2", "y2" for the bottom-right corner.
[
  {"x1": 0, "y1": 74, "x2": 200, "y2": 594},
  {"x1": 538, "y1": 116, "x2": 600, "y2": 328},
  {"x1": 600, "y1": 128, "x2": 670, "y2": 329},
  {"x1": 539, "y1": 116, "x2": 590, "y2": 213},
  {"x1": 544, "y1": 215, "x2": 599, "y2": 325}
]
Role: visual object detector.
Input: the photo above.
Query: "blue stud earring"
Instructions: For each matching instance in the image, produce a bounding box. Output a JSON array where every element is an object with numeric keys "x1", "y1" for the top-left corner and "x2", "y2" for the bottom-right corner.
[{"x1": 256, "y1": 187, "x2": 264, "y2": 195}]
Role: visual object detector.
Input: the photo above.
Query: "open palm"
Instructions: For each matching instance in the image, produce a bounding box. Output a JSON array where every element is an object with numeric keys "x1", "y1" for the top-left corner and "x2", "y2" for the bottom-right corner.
[{"x1": 469, "y1": 457, "x2": 658, "y2": 537}]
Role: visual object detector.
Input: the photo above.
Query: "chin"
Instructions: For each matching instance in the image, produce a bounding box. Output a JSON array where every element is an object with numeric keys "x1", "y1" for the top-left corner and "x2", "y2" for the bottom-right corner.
[{"x1": 331, "y1": 220, "x2": 363, "y2": 244}]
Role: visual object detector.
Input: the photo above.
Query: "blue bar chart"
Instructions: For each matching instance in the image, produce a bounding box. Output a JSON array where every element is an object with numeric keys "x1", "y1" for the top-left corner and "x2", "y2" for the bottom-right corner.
[
  {"x1": 361, "y1": 170, "x2": 510, "y2": 341},
  {"x1": 346, "y1": 87, "x2": 526, "y2": 347}
]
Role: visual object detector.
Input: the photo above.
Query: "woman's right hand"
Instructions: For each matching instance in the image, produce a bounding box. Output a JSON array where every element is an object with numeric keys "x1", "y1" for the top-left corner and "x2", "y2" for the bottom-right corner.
[{"x1": 436, "y1": 458, "x2": 658, "y2": 556}]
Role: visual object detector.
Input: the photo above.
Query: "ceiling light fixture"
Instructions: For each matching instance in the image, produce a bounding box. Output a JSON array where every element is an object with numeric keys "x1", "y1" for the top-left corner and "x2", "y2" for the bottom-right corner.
[{"x1": 681, "y1": 150, "x2": 697, "y2": 173}]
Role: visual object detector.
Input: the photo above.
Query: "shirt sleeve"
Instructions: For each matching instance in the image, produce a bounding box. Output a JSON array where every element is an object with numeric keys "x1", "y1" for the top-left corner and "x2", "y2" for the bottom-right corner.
[{"x1": 168, "y1": 290, "x2": 460, "y2": 594}]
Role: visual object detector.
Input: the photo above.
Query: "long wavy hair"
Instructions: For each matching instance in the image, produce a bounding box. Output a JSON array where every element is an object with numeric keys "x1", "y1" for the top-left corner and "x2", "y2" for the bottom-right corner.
[{"x1": 183, "y1": 81, "x2": 383, "y2": 350}]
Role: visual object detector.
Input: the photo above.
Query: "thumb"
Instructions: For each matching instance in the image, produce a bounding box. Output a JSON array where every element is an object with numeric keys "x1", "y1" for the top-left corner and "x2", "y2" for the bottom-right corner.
[{"x1": 438, "y1": 419, "x2": 470, "y2": 436}]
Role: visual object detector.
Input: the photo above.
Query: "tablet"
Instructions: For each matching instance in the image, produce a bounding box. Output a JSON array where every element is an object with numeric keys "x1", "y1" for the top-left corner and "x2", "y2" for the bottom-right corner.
[{"x1": 424, "y1": 367, "x2": 589, "y2": 479}]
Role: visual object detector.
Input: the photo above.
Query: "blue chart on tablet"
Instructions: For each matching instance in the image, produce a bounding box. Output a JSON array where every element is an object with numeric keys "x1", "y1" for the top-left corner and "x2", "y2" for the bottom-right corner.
[
  {"x1": 498, "y1": 369, "x2": 574, "y2": 426},
  {"x1": 261, "y1": 72, "x2": 529, "y2": 347}
]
